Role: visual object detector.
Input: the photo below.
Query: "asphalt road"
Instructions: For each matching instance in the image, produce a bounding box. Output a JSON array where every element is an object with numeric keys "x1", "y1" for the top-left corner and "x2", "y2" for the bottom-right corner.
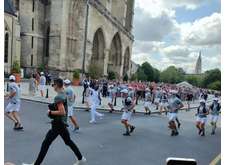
[{"x1": 4, "y1": 100, "x2": 220, "y2": 165}]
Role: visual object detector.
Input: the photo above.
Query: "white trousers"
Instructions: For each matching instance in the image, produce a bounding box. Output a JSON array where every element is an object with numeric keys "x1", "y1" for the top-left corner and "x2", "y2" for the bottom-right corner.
[{"x1": 90, "y1": 104, "x2": 103, "y2": 121}]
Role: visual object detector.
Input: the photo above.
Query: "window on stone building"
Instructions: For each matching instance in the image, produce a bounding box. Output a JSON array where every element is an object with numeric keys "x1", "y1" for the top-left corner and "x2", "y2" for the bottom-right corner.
[
  {"x1": 4, "y1": 33, "x2": 9, "y2": 63},
  {"x1": 15, "y1": 0, "x2": 20, "y2": 11},
  {"x1": 31, "y1": 54, "x2": 33, "y2": 66},
  {"x1": 32, "y1": 18, "x2": 34, "y2": 31},
  {"x1": 31, "y1": 36, "x2": 34, "y2": 48},
  {"x1": 45, "y1": 27, "x2": 50, "y2": 57},
  {"x1": 32, "y1": 0, "x2": 35, "y2": 12}
]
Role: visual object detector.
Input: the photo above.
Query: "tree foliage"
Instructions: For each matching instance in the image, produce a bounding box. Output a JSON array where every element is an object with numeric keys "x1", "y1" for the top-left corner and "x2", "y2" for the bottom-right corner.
[
  {"x1": 202, "y1": 69, "x2": 221, "y2": 88},
  {"x1": 107, "y1": 71, "x2": 116, "y2": 80},
  {"x1": 88, "y1": 63, "x2": 102, "y2": 79},
  {"x1": 160, "y1": 66, "x2": 184, "y2": 83}
]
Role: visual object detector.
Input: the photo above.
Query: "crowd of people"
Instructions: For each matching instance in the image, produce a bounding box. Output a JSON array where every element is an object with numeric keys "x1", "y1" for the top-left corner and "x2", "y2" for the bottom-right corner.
[{"x1": 4, "y1": 74, "x2": 221, "y2": 164}]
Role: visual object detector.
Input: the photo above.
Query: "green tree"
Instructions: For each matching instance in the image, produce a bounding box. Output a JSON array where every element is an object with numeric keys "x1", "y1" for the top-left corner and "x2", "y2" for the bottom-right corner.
[
  {"x1": 202, "y1": 69, "x2": 221, "y2": 88},
  {"x1": 123, "y1": 73, "x2": 128, "y2": 82},
  {"x1": 141, "y1": 62, "x2": 154, "y2": 81},
  {"x1": 185, "y1": 75, "x2": 202, "y2": 87},
  {"x1": 88, "y1": 64, "x2": 102, "y2": 79},
  {"x1": 207, "y1": 81, "x2": 221, "y2": 91},
  {"x1": 160, "y1": 66, "x2": 184, "y2": 83},
  {"x1": 108, "y1": 71, "x2": 116, "y2": 80},
  {"x1": 137, "y1": 68, "x2": 147, "y2": 81},
  {"x1": 153, "y1": 68, "x2": 160, "y2": 82},
  {"x1": 130, "y1": 73, "x2": 137, "y2": 81}
]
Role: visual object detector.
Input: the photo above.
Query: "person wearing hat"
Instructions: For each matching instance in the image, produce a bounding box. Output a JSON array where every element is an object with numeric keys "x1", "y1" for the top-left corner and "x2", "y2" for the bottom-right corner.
[
  {"x1": 167, "y1": 91, "x2": 183, "y2": 136},
  {"x1": 23, "y1": 78, "x2": 86, "y2": 165},
  {"x1": 5, "y1": 75, "x2": 23, "y2": 130},
  {"x1": 121, "y1": 90, "x2": 135, "y2": 136},
  {"x1": 209, "y1": 97, "x2": 221, "y2": 135},
  {"x1": 144, "y1": 88, "x2": 151, "y2": 115},
  {"x1": 196, "y1": 99, "x2": 209, "y2": 136},
  {"x1": 64, "y1": 79, "x2": 79, "y2": 132},
  {"x1": 39, "y1": 72, "x2": 46, "y2": 97}
]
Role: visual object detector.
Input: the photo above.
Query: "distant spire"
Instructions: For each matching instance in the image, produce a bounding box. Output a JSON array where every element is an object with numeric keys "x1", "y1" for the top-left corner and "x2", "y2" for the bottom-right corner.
[{"x1": 194, "y1": 51, "x2": 202, "y2": 74}]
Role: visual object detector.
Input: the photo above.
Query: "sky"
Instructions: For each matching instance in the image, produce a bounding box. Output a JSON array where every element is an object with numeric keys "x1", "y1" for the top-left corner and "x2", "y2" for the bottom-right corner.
[{"x1": 132, "y1": 0, "x2": 221, "y2": 73}]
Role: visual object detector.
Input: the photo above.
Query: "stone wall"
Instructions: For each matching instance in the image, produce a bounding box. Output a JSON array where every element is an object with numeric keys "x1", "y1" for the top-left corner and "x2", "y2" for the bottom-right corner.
[{"x1": 4, "y1": 13, "x2": 21, "y2": 74}]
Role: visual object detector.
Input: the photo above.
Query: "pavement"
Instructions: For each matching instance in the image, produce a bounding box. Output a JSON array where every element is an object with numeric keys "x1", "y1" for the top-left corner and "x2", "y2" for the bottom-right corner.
[{"x1": 4, "y1": 99, "x2": 220, "y2": 165}]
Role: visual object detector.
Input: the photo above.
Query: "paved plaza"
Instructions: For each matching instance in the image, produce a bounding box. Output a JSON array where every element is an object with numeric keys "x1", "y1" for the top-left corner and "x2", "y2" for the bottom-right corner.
[{"x1": 4, "y1": 99, "x2": 220, "y2": 165}]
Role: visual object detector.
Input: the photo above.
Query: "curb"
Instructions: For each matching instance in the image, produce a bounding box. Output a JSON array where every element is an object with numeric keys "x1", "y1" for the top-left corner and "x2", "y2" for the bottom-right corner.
[{"x1": 21, "y1": 97, "x2": 213, "y2": 115}]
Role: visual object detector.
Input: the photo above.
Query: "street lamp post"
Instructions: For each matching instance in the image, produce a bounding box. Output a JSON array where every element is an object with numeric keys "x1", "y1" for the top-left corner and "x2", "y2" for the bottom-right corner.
[{"x1": 82, "y1": 0, "x2": 90, "y2": 76}]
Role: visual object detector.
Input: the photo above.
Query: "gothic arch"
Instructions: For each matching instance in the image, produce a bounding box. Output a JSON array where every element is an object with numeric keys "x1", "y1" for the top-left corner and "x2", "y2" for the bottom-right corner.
[
  {"x1": 108, "y1": 32, "x2": 122, "y2": 74},
  {"x1": 91, "y1": 28, "x2": 105, "y2": 74},
  {"x1": 123, "y1": 47, "x2": 130, "y2": 76}
]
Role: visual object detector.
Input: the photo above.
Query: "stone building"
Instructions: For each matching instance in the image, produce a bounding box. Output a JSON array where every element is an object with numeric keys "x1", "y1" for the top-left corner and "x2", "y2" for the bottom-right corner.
[
  {"x1": 194, "y1": 51, "x2": 202, "y2": 74},
  {"x1": 12, "y1": 0, "x2": 134, "y2": 79},
  {"x1": 4, "y1": 0, "x2": 21, "y2": 74}
]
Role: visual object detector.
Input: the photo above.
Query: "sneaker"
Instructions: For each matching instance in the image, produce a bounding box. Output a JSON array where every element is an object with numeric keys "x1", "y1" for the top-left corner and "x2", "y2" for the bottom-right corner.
[
  {"x1": 123, "y1": 132, "x2": 130, "y2": 136},
  {"x1": 74, "y1": 157, "x2": 87, "y2": 165},
  {"x1": 177, "y1": 123, "x2": 181, "y2": 129},
  {"x1": 171, "y1": 131, "x2": 175, "y2": 136},
  {"x1": 14, "y1": 124, "x2": 23, "y2": 130},
  {"x1": 174, "y1": 131, "x2": 179, "y2": 136},
  {"x1": 198, "y1": 129, "x2": 202, "y2": 135},
  {"x1": 211, "y1": 131, "x2": 215, "y2": 135},
  {"x1": 201, "y1": 132, "x2": 205, "y2": 136},
  {"x1": 130, "y1": 126, "x2": 135, "y2": 133},
  {"x1": 14, "y1": 122, "x2": 19, "y2": 129},
  {"x1": 89, "y1": 120, "x2": 96, "y2": 124},
  {"x1": 73, "y1": 127, "x2": 79, "y2": 132},
  {"x1": 99, "y1": 114, "x2": 104, "y2": 120},
  {"x1": 109, "y1": 109, "x2": 114, "y2": 113}
]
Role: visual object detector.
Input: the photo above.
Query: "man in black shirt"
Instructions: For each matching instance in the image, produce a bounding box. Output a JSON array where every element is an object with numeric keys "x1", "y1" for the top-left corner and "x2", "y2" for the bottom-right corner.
[{"x1": 23, "y1": 78, "x2": 86, "y2": 165}]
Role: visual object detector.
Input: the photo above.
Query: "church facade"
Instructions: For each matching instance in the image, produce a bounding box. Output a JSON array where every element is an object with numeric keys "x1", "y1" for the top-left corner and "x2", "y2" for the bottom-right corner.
[{"x1": 11, "y1": 0, "x2": 134, "y2": 79}]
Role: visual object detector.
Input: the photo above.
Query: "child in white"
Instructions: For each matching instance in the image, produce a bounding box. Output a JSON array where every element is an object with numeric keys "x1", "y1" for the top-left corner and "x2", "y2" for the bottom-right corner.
[
  {"x1": 121, "y1": 89, "x2": 135, "y2": 136},
  {"x1": 144, "y1": 88, "x2": 151, "y2": 115},
  {"x1": 89, "y1": 85, "x2": 104, "y2": 123},
  {"x1": 209, "y1": 97, "x2": 220, "y2": 135},
  {"x1": 196, "y1": 99, "x2": 209, "y2": 136}
]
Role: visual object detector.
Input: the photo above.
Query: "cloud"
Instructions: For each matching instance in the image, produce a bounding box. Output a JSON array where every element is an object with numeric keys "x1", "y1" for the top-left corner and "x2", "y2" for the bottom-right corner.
[
  {"x1": 133, "y1": 7, "x2": 177, "y2": 41},
  {"x1": 135, "y1": 0, "x2": 208, "y2": 17},
  {"x1": 162, "y1": 0, "x2": 209, "y2": 10},
  {"x1": 132, "y1": 1, "x2": 220, "y2": 73},
  {"x1": 180, "y1": 13, "x2": 221, "y2": 46}
]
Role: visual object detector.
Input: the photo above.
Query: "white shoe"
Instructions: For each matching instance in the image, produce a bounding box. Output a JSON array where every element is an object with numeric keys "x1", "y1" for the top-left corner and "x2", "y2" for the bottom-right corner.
[
  {"x1": 89, "y1": 120, "x2": 96, "y2": 124},
  {"x1": 74, "y1": 157, "x2": 87, "y2": 165},
  {"x1": 22, "y1": 163, "x2": 34, "y2": 165},
  {"x1": 99, "y1": 113, "x2": 104, "y2": 119}
]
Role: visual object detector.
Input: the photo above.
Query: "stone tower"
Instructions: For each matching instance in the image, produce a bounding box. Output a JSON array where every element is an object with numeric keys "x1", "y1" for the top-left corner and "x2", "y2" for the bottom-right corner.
[
  {"x1": 11, "y1": 0, "x2": 135, "y2": 79},
  {"x1": 194, "y1": 51, "x2": 202, "y2": 74}
]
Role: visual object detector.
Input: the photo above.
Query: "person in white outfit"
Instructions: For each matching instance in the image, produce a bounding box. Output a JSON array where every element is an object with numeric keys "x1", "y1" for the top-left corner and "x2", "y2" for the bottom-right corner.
[
  {"x1": 209, "y1": 97, "x2": 220, "y2": 135},
  {"x1": 196, "y1": 99, "x2": 209, "y2": 136},
  {"x1": 88, "y1": 85, "x2": 104, "y2": 124},
  {"x1": 64, "y1": 79, "x2": 79, "y2": 132},
  {"x1": 39, "y1": 72, "x2": 46, "y2": 97},
  {"x1": 144, "y1": 88, "x2": 152, "y2": 115},
  {"x1": 5, "y1": 75, "x2": 23, "y2": 130}
]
